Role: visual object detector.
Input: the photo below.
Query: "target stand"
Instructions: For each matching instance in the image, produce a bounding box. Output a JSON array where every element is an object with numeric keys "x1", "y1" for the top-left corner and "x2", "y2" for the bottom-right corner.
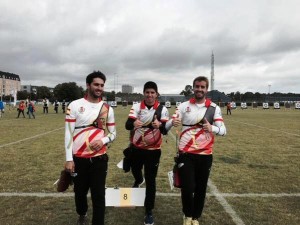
[
  {"x1": 252, "y1": 102, "x2": 258, "y2": 110},
  {"x1": 284, "y1": 103, "x2": 291, "y2": 110}
]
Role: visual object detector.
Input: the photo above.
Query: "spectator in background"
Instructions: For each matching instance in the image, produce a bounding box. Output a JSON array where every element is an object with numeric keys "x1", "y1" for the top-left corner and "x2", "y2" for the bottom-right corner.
[
  {"x1": 0, "y1": 101, "x2": 4, "y2": 118},
  {"x1": 25, "y1": 97, "x2": 29, "y2": 107},
  {"x1": 54, "y1": 100, "x2": 59, "y2": 113},
  {"x1": 17, "y1": 100, "x2": 26, "y2": 118},
  {"x1": 43, "y1": 98, "x2": 49, "y2": 114},
  {"x1": 62, "y1": 100, "x2": 66, "y2": 113},
  {"x1": 28, "y1": 101, "x2": 35, "y2": 119},
  {"x1": 226, "y1": 102, "x2": 231, "y2": 115}
]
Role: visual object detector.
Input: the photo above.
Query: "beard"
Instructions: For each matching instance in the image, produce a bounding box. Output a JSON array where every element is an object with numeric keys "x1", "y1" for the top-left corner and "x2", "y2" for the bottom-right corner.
[
  {"x1": 88, "y1": 88, "x2": 102, "y2": 99},
  {"x1": 194, "y1": 91, "x2": 206, "y2": 100}
]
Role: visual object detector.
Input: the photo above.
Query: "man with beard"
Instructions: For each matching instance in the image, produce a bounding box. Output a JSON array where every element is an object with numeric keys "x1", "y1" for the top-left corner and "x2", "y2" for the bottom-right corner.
[
  {"x1": 64, "y1": 71, "x2": 116, "y2": 225},
  {"x1": 169, "y1": 76, "x2": 226, "y2": 225}
]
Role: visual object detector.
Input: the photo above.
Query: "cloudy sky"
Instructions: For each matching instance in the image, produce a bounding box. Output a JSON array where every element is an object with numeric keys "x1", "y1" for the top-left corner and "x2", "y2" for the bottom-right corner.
[{"x1": 1, "y1": 0, "x2": 299, "y2": 94}]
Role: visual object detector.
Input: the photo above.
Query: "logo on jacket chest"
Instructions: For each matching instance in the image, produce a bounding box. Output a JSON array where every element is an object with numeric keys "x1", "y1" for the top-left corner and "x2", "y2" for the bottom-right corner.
[
  {"x1": 185, "y1": 106, "x2": 191, "y2": 112},
  {"x1": 78, "y1": 106, "x2": 85, "y2": 114}
]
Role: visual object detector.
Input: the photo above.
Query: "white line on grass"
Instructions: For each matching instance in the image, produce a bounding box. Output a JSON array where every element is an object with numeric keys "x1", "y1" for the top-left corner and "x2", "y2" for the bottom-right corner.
[
  {"x1": 1, "y1": 192, "x2": 299, "y2": 198},
  {"x1": 0, "y1": 127, "x2": 64, "y2": 148},
  {"x1": 230, "y1": 120, "x2": 300, "y2": 137},
  {"x1": 208, "y1": 180, "x2": 245, "y2": 225},
  {"x1": 168, "y1": 130, "x2": 245, "y2": 225},
  {"x1": 212, "y1": 193, "x2": 300, "y2": 197}
]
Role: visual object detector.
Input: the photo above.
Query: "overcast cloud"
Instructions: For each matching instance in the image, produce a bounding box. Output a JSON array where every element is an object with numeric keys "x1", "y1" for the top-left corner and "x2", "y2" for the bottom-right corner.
[{"x1": 1, "y1": 0, "x2": 299, "y2": 94}]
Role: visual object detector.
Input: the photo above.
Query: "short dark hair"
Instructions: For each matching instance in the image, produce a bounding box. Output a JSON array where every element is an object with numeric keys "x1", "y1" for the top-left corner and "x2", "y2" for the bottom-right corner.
[
  {"x1": 86, "y1": 71, "x2": 106, "y2": 84},
  {"x1": 143, "y1": 81, "x2": 158, "y2": 93},
  {"x1": 193, "y1": 76, "x2": 209, "y2": 89}
]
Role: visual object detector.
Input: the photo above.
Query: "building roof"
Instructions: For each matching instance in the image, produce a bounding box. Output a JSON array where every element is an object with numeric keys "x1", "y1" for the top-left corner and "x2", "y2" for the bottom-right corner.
[{"x1": 0, "y1": 71, "x2": 21, "y2": 81}]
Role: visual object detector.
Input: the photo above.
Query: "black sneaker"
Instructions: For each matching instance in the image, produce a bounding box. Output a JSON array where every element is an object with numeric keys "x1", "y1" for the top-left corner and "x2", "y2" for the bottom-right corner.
[
  {"x1": 144, "y1": 214, "x2": 154, "y2": 225},
  {"x1": 132, "y1": 178, "x2": 145, "y2": 188},
  {"x1": 77, "y1": 215, "x2": 88, "y2": 225}
]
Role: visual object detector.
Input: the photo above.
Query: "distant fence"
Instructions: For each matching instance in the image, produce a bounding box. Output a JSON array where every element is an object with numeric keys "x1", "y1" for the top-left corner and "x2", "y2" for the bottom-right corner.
[
  {"x1": 106, "y1": 101, "x2": 300, "y2": 110},
  {"x1": 218, "y1": 102, "x2": 300, "y2": 110}
]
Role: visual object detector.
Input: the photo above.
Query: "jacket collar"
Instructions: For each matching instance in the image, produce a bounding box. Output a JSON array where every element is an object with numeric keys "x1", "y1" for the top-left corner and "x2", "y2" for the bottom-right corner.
[
  {"x1": 84, "y1": 94, "x2": 102, "y2": 102},
  {"x1": 189, "y1": 98, "x2": 211, "y2": 108},
  {"x1": 140, "y1": 100, "x2": 159, "y2": 109}
]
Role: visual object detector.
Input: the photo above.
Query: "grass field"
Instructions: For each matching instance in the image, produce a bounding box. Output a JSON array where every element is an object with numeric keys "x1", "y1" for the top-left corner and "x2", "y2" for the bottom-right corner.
[{"x1": 0, "y1": 105, "x2": 299, "y2": 225}]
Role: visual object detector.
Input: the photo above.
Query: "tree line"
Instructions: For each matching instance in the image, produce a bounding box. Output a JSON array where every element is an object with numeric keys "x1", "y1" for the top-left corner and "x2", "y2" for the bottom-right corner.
[
  {"x1": 1, "y1": 82, "x2": 299, "y2": 103},
  {"x1": 180, "y1": 85, "x2": 300, "y2": 102}
]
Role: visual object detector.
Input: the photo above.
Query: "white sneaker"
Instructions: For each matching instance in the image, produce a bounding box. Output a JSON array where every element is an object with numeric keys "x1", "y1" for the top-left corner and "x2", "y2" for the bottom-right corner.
[
  {"x1": 192, "y1": 219, "x2": 199, "y2": 225},
  {"x1": 183, "y1": 216, "x2": 192, "y2": 225}
]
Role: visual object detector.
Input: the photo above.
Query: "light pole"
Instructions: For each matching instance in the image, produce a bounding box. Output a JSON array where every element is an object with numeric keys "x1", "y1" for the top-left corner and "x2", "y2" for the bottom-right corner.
[
  {"x1": 114, "y1": 73, "x2": 116, "y2": 92},
  {"x1": 268, "y1": 84, "x2": 271, "y2": 102},
  {"x1": 1, "y1": 75, "x2": 4, "y2": 101},
  {"x1": 116, "y1": 74, "x2": 118, "y2": 93}
]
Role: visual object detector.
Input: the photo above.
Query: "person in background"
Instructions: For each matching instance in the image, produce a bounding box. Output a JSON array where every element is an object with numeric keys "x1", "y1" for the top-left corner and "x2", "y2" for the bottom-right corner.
[
  {"x1": 64, "y1": 71, "x2": 116, "y2": 225},
  {"x1": 167, "y1": 76, "x2": 226, "y2": 225},
  {"x1": 17, "y1": 100, "x2": 26, "y2": 118},
  {"x1": 62, "y1": 100, "x2": 66, "y2": 113},
  {"x1": 25, "y1": 97, "x2": 29, "y2": 107},
  {"x1": 0, "y1": 100, "x2": 4, "y2": 118},
  {"x1": 43, "y1": 98, "x2": 49, "y2": 114},
  {"x1": 226, "y1": 102, "x2": 231, "y2": 115},
  {"x1": 125, "y1": 81, "x2": 169, "y2": 225},
  {"x1": 54, "y1": 100, "x2": 59, "y2": 113},
  {"x1": 27, "y1": 101, "x2": 35, "y2": 119}
]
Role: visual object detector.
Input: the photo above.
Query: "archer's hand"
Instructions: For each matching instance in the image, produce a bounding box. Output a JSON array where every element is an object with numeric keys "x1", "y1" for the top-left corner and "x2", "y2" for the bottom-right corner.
[
  {"x1": 202, "y1": 118, "x2": 212, "y2": 132},
  {"x1": 134, "y1": 119, "x2": 144, "y2": 128},
  {"x1": 90, "y1": 139, "x2": 104, "y2": 151},
  {"x1": 65, "y1": 161, "x2": 75, "y2": 173},
  {"x1": 151, "y1": 115, "x2": 161, "y2": 129},
  {"x1": 172, "y1": 114, "x2": 181, "y2": 127}
]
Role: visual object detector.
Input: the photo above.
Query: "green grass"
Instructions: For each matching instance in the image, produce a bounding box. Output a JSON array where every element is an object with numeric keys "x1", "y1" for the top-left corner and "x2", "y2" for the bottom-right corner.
[{"x1": 0, "y1": 106, "x2": 299, "y2": 225}]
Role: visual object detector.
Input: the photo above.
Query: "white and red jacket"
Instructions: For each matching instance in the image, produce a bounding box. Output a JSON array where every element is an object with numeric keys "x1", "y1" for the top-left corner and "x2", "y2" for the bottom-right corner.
[
  {"x1": 172, "y1": 98, "x2": 226, "y2": 155},
  {"x1": 128, "y1": 100, "x2": 169, "y2": 150},
  {"x1": 65, "y1": 97, "x2": 116, "y2": 161}
]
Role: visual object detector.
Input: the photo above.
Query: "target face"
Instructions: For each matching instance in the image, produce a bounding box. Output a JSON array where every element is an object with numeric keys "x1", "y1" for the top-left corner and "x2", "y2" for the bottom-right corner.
[
  {"x1": 263, "y1": 102, "x2": 269, "y2": 109},
  {"x1": 231, "y1": 102, "x2": 236, "y2": 109},
  {"x1": 110, "y1": 101, "x2": 117, "y2": 107},
  {"x1": 241, "y1": 102, "x2": 247, "y2": 109},
  {"x1": 165, "y1": 101, "x2": 171, "y2": 108}
]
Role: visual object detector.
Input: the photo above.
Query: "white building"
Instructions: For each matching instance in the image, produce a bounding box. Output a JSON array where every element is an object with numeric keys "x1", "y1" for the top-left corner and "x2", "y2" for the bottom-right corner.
[
  {"x1": 0, "y1": 71, "x2": 21, "y2": 97},
  {"x1": 122, "y1": 84, "x2": 134, "y2": 93}
]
